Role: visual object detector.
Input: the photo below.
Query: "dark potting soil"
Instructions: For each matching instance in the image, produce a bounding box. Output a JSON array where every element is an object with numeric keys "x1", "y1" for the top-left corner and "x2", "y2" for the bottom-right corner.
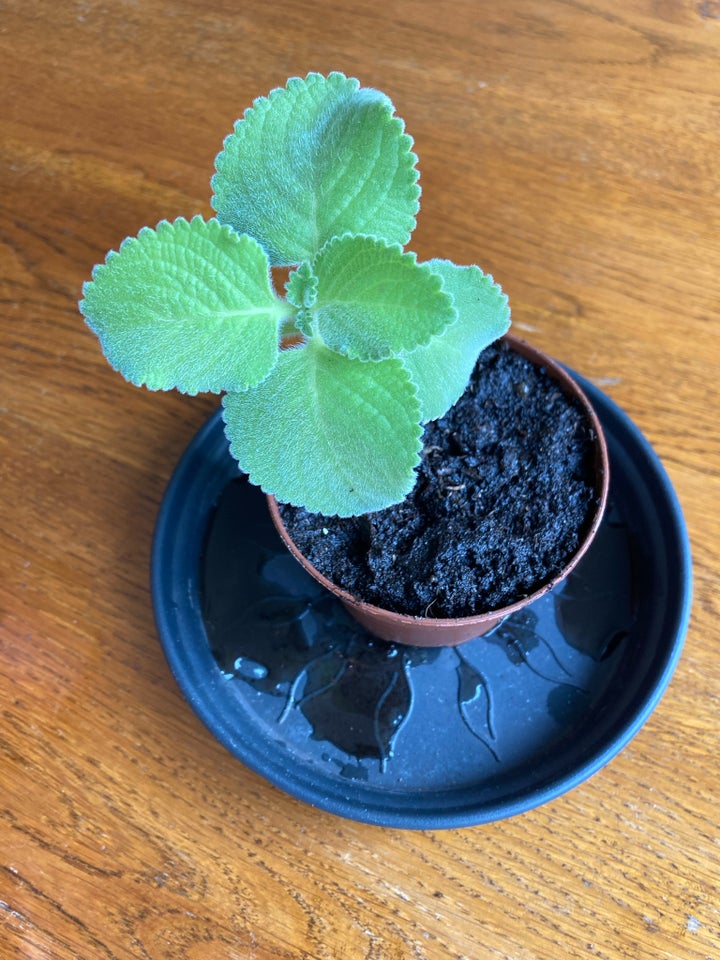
[{"x1": 279, "y1": 340, "x2": 599, "y2": 619}]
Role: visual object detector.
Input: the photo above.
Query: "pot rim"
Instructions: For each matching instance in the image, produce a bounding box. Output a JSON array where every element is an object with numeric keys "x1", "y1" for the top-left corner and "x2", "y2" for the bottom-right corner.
[{"x1": 268, "y1": 334, "x2": 610, "y2": 643}]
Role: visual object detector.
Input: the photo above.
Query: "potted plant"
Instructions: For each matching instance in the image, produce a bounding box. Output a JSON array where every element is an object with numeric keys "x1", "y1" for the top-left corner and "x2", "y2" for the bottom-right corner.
[{"x1": 80, "y1": 71, "x2": 608, "y2": 648}]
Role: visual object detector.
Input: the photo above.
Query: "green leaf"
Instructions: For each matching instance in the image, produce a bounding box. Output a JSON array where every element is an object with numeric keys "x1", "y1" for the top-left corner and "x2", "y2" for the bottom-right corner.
[
  {"x1": 401, "y1": 260, "x2": 511, "y2": 422},
  {"x1": 285, "y1": 262, "x2": 318, "y2": 310},
  {"x1": 80, "y1": 217, "x2": 286, "y2": 394},
  {"x1": 211, "y1": 72, "x2": 420, "y2": 266},
  {"x1": 312, "y1": 236, "x2": 456, "y2": 360},
  {"x1": 285, "y1": 262, "x2": 318, "y2": 337},
  {"x1": 222, "y1": 340, "x2": 422, "y2": 516}
]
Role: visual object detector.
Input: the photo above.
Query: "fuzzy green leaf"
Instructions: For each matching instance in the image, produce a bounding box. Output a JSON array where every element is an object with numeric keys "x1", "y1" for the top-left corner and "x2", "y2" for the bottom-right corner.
[
  {"x1": 211, "y1": 72, "x2": 420, "y2": 266},
  {"x1": 285, "y1": 263, "x2": 318, "y2": 338},
  {"x1": 80, "y1": 217, "x2": 286, "y2": 394},
  {"x1": 401, "y1": 260, "x2": 511, "y2": 422},
  {"x1": 285, "y1": 262, "x2": 318, "y2": 310},
  {"x1": 311, "y1": 236, "x2": 456, "y2": 360},
  {"x1": 222, "y1": 340, "x2": 422, "y2": 516}
]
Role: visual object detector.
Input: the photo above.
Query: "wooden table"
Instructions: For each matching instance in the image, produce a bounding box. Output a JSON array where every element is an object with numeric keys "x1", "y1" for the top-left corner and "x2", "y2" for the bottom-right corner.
[{"x1": 2, "y1": 2, "x2": 718, "y2": 957}]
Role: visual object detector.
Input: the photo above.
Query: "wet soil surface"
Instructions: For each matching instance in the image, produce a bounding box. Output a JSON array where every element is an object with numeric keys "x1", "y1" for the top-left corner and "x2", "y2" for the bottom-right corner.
[{"x1": 279, "y1": 340, "x2": 599, "y2": 618}]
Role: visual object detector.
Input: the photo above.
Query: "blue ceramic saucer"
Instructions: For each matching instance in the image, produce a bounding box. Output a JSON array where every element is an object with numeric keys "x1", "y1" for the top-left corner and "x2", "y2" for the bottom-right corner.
[{"x1": 151, "y1": 374, "x2": 691, "y2": 829}]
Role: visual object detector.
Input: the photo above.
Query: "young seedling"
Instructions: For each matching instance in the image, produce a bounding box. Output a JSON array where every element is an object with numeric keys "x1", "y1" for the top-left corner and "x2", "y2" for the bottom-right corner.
[{"x1": 80, "y1": 72, "x2": 510, "y2": 516}]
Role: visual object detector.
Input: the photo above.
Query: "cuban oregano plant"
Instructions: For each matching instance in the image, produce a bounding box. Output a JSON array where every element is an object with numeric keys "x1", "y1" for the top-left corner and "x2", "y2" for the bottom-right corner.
[{"x1": 80, "y1": 72, "x2": 510, "y2": 516}]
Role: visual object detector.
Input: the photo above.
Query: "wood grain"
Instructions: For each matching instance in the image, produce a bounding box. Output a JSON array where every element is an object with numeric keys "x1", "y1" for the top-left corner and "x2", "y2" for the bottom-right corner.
[{"x1": 1, "y1": 2, "x2": 719, "y2": 958}]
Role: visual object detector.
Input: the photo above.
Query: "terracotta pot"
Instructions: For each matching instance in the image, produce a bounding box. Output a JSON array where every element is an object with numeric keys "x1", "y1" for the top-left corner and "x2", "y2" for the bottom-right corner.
[{"x1": 268, "y1": 335, "x2": 610, "y2": 647}]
